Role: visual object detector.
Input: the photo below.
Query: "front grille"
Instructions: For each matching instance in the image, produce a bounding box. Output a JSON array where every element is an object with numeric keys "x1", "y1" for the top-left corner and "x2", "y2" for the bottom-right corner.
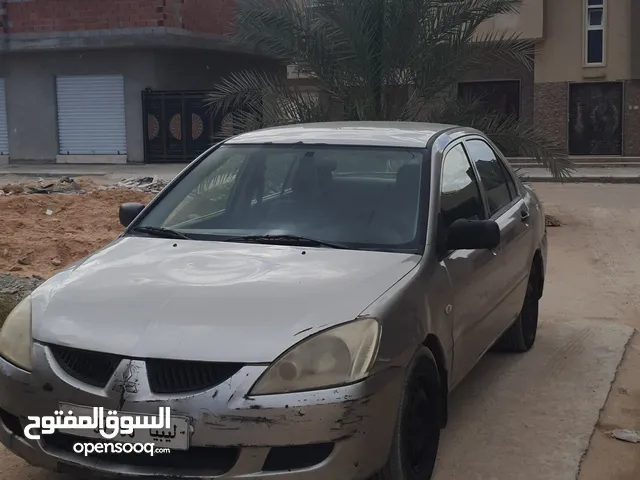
[
  {"x1": 44, "y1": 433, "x2": 239, "y2": 475},
  {"x1": 49, "y1": 345, "x2": 121, "y2": 388},
  {"x1": 146, "y1": 359, "x2": 244, "y2": 394}
]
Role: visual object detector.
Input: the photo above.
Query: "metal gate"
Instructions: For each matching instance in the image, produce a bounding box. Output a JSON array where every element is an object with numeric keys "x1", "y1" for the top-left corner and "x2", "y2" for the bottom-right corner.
[
  {"x1": 142, "y1": 90, "x2": 227, "y2": 163},
  {"x1": 56, "y1": 75, "x2": 127, "y2": 155},
  {"x1": 569, "y1": 82, "x2": 623, "y2": 156},
  {"x1": 0, "y1": 79, "x2": 8, "y2": 155}
]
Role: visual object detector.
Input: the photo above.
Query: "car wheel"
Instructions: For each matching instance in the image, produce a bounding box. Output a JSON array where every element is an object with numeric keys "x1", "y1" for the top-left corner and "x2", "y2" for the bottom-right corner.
[
  {"x1": 372, "y1": 347, "x2": 442, "y2": 480},
  {"x1": 494, "y1": 265, "x2": 540, "y2": 353}
]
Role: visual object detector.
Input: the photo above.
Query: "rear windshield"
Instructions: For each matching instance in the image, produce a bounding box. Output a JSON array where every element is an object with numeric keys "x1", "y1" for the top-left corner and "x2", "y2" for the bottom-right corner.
[{"x1": 134, "y1": 144, "x2": 430, "y2": 253}]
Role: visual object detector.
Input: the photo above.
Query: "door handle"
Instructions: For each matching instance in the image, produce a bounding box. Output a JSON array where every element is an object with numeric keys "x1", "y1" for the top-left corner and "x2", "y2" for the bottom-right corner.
[{"x1": 520, "y1": 208, "x2": 530, "y2": 222}]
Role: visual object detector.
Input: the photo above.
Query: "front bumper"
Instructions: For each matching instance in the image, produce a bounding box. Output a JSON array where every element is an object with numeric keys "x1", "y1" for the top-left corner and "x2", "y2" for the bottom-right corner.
[{"x1": 0, "y1": 342, "x2": 404, "y2": 479}]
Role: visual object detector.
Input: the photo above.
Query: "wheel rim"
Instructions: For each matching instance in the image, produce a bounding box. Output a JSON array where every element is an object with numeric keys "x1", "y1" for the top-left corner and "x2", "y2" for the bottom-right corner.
[
  {"x1": 521, "y1": 277, "x2": 539, "y2": 347},
  {"x1": 400, "y1": 375, "x2": 439, "y2": 475}
]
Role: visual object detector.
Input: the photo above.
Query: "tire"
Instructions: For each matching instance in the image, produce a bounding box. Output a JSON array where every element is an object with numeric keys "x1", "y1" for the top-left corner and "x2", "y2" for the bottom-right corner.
[
  {"x1": 371, "y1": 347, "x2": 442, "y2": 480},
  {"x1": 494, "y1": 265, "x2": 540, "y2": 353}
]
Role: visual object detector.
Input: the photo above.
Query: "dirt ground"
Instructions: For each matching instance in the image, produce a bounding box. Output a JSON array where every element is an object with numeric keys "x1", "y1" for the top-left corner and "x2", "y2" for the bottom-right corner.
[
  {"x1": 0, "y1": 179, "x2": 155, "y2": 278},
  {"x1": 0, "y1": 181, "x2": 638, "y2": 478}
]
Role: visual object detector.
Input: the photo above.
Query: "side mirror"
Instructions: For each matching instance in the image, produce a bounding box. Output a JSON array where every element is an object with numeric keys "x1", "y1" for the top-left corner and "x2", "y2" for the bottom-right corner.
[
  {"x1": 446, "y1": 219, "x2": 500, "y2": 251},
  {"x1": 119, "y1": 203, "x2": 146, "y2": 228}
]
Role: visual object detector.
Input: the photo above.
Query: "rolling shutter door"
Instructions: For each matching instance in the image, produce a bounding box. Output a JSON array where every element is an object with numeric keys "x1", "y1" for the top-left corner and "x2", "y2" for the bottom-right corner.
[
  {"x1": 56, "y1": 75, "x2": 127, "y2": 155},
  {"x1": 0, "y1": 80, "x2": 8, "y2": 155}
]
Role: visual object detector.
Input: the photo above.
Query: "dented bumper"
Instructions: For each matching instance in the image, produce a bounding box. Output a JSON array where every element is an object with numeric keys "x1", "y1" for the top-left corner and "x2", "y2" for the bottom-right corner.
[{"x1": 0, "y1": 342, "x2": 404, "y2": 479}]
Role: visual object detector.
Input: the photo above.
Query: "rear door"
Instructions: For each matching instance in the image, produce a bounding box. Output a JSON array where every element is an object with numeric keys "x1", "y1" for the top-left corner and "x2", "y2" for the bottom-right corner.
[
  {"x1": 464, "y1": 137, "x2": 532, "y2": 336},
  {"x1": 438, "y1": 142, "x2": 498, "y2": 386}
]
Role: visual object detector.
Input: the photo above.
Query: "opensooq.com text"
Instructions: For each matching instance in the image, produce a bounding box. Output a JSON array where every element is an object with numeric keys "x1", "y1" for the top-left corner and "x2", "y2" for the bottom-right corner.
[{"x1": 73, "y1": 441, "x2": 170, "y2": 457}]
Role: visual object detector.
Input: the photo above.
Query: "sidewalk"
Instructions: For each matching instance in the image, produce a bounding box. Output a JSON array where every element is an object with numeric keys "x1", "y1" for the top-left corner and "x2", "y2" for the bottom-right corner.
[
  {"x1": 1, "y1": 163, "x2": 640, "y2": 184},
  {"x1": 516, "y1": 166, "x2": 640, "y2": 183}
]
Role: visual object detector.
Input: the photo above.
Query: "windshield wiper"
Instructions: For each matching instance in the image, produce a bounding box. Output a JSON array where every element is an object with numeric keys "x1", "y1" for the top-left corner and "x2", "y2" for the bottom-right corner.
[
  {"x1": 224, "y1": 234, "x2": 348, "y2": 249},
  {"x1": 131, "y1": 226, "x2": 192, "y2": 240}
]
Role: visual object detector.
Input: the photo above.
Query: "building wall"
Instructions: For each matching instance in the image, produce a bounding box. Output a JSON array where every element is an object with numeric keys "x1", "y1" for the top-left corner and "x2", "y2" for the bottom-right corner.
[
  {"x1": 533, "y1": 82, "x2": 567, "y2": 151},
  {"x1": 475, "y1": 0, "x2": 544, "y2": 41},
  {"x1": 1, "y1": 48, "x2": 278, "y2": 163},
  {"x1": 4, "y1": 0, "x2": 236, "y2": 36},
  {"x1": 531, "y1": 0, "x2": 640, "y2": 156},
  {"x1": 460, "y1": 60, "x2": 534, "y2": 127},
  {"x1": 534, "y1": 0, "x2": 631, "y2": 84},
  {"x1": 153, "y1": 51, "x2": 277, "y2": 91},
  {"x1": 180, "y1": 0, "x2": 237, "y2": 36},
  {"x1": 534, "y1": 80, "x2": 640, "y2": 157},
  {"x1": 623, "y1": 80, "x2": 640, "y2": 156},
  {"x1": 1, "y1": 50, "x2": 157, "y2": 163}
]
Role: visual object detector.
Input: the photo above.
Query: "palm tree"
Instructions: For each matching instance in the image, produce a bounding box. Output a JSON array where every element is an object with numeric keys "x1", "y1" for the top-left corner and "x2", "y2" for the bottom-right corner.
[{"x1": 207, "y1": 0, "x2": 573, "y2": 179}]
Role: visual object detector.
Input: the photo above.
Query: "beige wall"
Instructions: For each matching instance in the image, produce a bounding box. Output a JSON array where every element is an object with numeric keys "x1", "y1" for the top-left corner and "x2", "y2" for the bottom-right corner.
[
  {"x1": 476, "y1": 0, "x2": 545, "y2": 41},
  {"x1": 535, "y1": 0, "x2": 632, "y2": 83}
]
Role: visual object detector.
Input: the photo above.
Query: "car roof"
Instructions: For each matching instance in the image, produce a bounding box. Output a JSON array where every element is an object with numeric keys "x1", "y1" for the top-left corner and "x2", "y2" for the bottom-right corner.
[{"x1": 224, "y1": 121, "x2": 476, "y2": 149}]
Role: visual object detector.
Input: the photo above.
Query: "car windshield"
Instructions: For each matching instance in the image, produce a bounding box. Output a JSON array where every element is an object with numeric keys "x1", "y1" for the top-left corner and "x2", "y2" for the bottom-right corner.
[{"x1": 133, "y1": 144, "x2": 429, "y2": 253}]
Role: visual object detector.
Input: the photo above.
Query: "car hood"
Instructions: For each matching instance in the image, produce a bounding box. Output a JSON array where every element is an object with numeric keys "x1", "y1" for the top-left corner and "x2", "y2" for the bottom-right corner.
[{"x1": 32, "y1": 237, "x2": 420, "y2": 363}]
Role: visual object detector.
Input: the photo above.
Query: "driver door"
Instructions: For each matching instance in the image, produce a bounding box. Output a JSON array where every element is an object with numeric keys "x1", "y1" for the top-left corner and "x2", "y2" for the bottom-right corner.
[{"x1": 438, "y1": 143, "x2": 501, "y2": 388}]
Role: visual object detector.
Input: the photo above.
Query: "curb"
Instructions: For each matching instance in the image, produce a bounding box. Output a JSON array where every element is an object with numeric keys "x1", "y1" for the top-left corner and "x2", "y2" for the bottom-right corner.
[
  {"x1": 524, "y1": 176, "x2": 640, "y2": 184},
  {"x1": 512, "y1": 163, "x2": 640, "y2": 169},
  {"x1": 0, "y1": 171, "x2": 111, "y2": 178}
]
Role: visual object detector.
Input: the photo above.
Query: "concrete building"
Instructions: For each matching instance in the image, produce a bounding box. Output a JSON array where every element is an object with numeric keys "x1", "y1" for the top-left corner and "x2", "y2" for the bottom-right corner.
[
  {"x1": 290, "y1": 0, "x2": 640, "y2": 160},
  {"x1": 0, "y1": 0, "x2": 638, "y2": 164},
  {"x1": 0, "y1": 0, "x2": 275, "y2": 165},
  {"x1": 461, "y1": 0, "x2": 640, "y2": 159}
]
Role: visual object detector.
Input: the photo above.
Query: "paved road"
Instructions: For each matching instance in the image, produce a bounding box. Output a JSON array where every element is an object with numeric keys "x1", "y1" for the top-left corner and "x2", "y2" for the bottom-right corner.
[{"x1": 435, "y1": 319, "x2": 632, "y2": 480}]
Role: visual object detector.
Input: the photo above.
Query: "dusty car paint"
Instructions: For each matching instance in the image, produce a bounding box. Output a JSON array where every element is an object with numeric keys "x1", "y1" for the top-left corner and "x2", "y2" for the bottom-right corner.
[
  {"x1": 31, "y1": 238, "x2": 420, "y2": 363},
  {"x1": 0, "y1": 122, "x2": 547, "y2": 479}
]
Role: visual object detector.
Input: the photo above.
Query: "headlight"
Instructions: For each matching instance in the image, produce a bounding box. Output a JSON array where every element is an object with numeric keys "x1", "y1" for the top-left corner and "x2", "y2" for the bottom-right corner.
[
  {"x1": 0, "y1": 295, "x2": 33, "y2": 371},
  {"x1": 250, "y1": 318, "x2": 380, "y2": 395}
]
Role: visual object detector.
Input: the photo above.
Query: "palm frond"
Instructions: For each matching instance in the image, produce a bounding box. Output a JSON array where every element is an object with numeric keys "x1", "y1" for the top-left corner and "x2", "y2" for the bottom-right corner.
[
  {"x1": 206, "y1": 69, "x2": 334, "y2": 133},
  {"x1": 408, "y1": 1, "x2": 534, "y2": 99},
  {"x1": 209, "y1": 0, "x2": 572, "y2": 180},
  {"x1": 423, "y1": 95, "x2": 574, "y2": 179}
]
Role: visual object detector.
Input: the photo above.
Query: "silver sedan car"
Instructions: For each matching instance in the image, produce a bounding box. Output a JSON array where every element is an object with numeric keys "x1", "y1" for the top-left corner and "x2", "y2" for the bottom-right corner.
[{"x1": 0, "y1": 122, "x2": 547, "y2": 479}]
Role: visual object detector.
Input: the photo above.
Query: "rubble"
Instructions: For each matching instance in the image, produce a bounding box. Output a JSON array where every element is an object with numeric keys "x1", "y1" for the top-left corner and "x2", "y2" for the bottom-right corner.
[
  {"x1": 0, "y1": 175, "x2": 170, "y2": 196},
  {"x1": 545, "y1": 214, "x2": 563, "y2": 227},
  {"x1": 608, "y1": 429, "x2": 640, "y2": 444},
  {"x1": 0, "y1": 176, "x2": 87, "y2": 195},
  {"x1": 115, "y1": 176, "x2": 169, "y2": 193}
]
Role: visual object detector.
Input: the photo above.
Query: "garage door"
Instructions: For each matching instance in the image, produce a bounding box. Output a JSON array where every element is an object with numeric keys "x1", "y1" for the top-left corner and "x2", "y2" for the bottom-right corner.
[
  {"x1": 56, "y1": 75, "x2": 127, "y2": 155},
  {"x1": 0, "y1": 79, "x2": 8, "y2": 155}
]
